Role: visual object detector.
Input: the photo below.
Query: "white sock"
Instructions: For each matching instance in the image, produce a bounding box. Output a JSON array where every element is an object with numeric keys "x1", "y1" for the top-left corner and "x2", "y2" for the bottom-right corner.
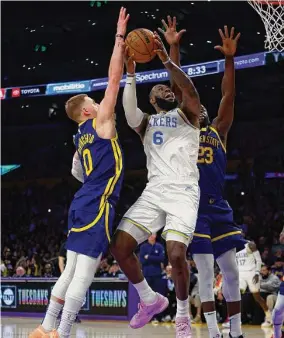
[
  {"x1": 57, "y1": 297, "x2": 81, "y2": 337},
  {"x1": 176, "y1": 297, "x2": 189, "y2": 318},
  {"x1": 133, "y1": 279, "x2": 157, "y2": 305},
  {"x1": 265, "y1": 310, "x2": 272, "y2": 320},
  {"x1": 42, "y1": 299, "x2": 63, "y2": 331},
  {"x1": 204, "y1": 311, "x2": 221, "y2": 338},
  {"x1": 230, "y1": 312, "x2": 242, "y2": 337}
]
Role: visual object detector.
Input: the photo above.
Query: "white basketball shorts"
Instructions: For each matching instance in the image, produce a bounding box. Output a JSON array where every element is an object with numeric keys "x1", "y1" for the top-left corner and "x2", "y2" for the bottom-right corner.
[
  {"x1": 239, "y1": 271, "x2": 260, "y2": 293},
  {"x1": 117, "y1": 179, "x2": 200, "y2": 246}
]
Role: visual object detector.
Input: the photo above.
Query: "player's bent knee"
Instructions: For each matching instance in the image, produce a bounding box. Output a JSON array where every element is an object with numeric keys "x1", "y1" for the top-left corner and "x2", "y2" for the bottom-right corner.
[{"x1": 167, "y1": 241, "x2": 187, "y2": 269}]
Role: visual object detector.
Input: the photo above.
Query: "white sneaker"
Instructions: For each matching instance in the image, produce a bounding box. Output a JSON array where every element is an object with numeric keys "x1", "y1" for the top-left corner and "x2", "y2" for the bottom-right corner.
[
  {"x1": 222, "y1": 321, "x2": 230, "y2": 328},
  {"x1": 261, "y1": 319, "x2": 272, "y2": 327}
]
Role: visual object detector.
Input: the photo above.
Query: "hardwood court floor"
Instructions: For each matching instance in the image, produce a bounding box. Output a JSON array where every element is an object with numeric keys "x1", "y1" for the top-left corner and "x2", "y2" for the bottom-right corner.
[{"x1": 0, "y1": 317, "x2": 275, "y2": 338}]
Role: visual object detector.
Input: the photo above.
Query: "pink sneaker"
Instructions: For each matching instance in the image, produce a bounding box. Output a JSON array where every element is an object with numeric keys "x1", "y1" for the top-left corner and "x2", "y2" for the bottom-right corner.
[
  {"x1": 129, "y1": 293, "x2": 169, "y2": 329},
  {"x1": 175, "y1": 317, "x2": 192, "y2": 338}
]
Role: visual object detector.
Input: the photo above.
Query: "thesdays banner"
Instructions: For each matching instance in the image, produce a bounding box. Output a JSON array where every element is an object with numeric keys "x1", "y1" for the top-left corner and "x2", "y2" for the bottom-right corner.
[{"x1": 1, "y1": 279, "x2": 129, "y2": 317}]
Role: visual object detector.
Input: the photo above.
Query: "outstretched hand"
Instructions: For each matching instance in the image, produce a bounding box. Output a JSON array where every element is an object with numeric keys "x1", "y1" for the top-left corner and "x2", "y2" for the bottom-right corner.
[
  {"x1": 214, "y1": 26, "x2": 241, "y2": 57},
  {"x1": 117, "y1": 7, "x2": 130, "y2": 37},
  {"x1": 124, "y1": 46, "x2": 136, "y2": 74},
  {"x1": 158, "y1": 15, "x2": 186, "y2": 46},
  {"x1": 153, "y1": 32, "x2": 170, "y2": 63}
]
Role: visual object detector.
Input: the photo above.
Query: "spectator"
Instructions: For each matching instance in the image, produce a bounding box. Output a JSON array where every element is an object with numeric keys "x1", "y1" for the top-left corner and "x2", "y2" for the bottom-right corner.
[
  {"x1": 43, "y1": 263, "x2": 53, "y2": 278},
  {"x1": 13, "y1": 266, "x2": 27, "y2": 278},
  {"x1": 58, "y1": 241, "x2": 67, "y2": 274},
  {"x1": 139, "y1": 234, "x2": 165, "y2": 322},
  {"x1": 189, "y1": 271, "x2": 202, "y2": 324},
  {"x1": 97, "y1": 258, "x2": 111, "y2": 277},
  {"x1": 260, "y1": 265, "x2": 281, "y2": 327},
  {"x1": 272, "y1": 258, "x2": 284, "y2": 280},
  {"x1": 107, "y1": 261, "x2": 122, "y2": 278}
]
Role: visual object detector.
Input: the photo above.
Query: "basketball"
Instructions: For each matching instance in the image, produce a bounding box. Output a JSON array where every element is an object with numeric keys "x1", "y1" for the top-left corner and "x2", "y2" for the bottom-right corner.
[{"x1": 126, "y1": 28, "x2": 156, "y2": 63}]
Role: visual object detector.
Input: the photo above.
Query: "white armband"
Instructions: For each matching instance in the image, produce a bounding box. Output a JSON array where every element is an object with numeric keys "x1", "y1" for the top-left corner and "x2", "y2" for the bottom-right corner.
[
  {"x1": 253, "y1": 250, "x2": 262, "y2": 274},
  {"x1": 122, "y1": 74, "x2": 144, "y2": 128},
  {"x1": 71, "y1": 156, "x2": 84, "y2": 183}
]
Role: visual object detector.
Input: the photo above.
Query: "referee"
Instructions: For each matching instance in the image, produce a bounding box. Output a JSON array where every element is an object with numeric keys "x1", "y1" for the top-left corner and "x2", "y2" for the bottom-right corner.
[{"x1": 58, "y1": 240, "x2": 81, "y2": 323}]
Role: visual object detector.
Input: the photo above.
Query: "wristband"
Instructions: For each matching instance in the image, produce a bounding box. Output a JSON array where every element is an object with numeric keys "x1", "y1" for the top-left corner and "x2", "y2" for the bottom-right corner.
[
  {"x1": 116, "y1": 34, "x2": 124, "y2": 39},
  {"x1": 163, "y1": 58, "x2": 171, "y2": 65}
]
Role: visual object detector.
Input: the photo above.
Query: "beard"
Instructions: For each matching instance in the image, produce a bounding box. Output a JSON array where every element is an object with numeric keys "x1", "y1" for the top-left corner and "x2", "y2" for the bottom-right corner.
[{"x1": 155, "y1": 97, "x2": 178, "y2": 112}]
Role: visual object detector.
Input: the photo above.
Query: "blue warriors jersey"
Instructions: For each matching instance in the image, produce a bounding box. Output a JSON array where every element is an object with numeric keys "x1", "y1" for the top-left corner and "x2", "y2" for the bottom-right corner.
[
  {"x1": 198, "y1": 125, "x2": 226, "y2": 197},
  {"x1": 71, "y1": 118, "x2": 124, "y2": 214}
]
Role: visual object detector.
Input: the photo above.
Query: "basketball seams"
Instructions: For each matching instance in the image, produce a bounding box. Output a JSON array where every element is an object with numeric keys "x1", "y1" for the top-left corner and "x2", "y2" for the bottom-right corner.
[
  {"x1": 126, "y1": 29, "x2": 156, "y2": 63},
  {"x1": 126, "y1": 32, "x2": 149, "y2": 56},
  {"x1": 135, "y1": 30, "x2": 153, "y2": 57}
]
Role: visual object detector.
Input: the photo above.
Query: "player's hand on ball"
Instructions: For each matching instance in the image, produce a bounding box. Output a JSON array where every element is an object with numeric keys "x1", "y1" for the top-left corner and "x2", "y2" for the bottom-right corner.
[
  {"x1": 117, "y1": 7, "x2": 130, "y2": 37},
  {"x1": 124, "y1": 46, "x2": 136, "y2": 74},
  {"x1": 214, "y1": 26, "x2": 241, "y2": 57},
  {"x1": 252, "y1": 274, "x2": 259, "y2": 284},
  {"x1": 158, "y1": 16, "x2": 186, "y2": 46},
  {"x1": 153, "y1": 32, "x2": 170, "y2": 63}
]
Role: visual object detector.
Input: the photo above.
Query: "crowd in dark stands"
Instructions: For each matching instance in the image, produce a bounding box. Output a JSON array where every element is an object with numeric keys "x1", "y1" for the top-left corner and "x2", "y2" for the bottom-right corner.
[{"x1": 1, "y1": 165, "x2": 284, "y2": 324}]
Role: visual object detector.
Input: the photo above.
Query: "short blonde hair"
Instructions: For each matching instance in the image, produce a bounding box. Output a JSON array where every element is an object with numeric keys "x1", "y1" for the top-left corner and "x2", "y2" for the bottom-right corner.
[{"x1": 65, "y1": 94, "x2": 87, "y2": 122}]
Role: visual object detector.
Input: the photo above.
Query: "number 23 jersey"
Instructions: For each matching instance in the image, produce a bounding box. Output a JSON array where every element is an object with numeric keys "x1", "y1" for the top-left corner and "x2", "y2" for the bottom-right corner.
[
  {"x1": 144, "y1": 108, "x2": 200, "y2": 182},
  {"x1": 198, "y1": 125, "x2": 227, "y2": 197},
  {"x1": 71, "y1": 118, "x2": 124, "y2": 212}
]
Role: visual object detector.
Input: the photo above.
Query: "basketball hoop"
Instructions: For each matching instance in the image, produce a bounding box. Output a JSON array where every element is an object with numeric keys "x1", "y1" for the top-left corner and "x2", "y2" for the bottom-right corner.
[{"x1": 247, "y1": 0, "x2": 284, "y2": 52}]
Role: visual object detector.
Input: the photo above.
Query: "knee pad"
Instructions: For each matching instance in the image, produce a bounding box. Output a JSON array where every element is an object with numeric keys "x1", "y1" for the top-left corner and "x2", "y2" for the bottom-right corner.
[
  {"x1": 193, "y1": 254, "x2": 215, "y2": 302},
  {"x1": 52, "y1": 251, "x2": 78, "y2": 299},
  {"x1": 66, "y1": 253, "x2": 102, "y2": 302},
  {"x1": 217, "y1": 249, "x2": 241, "y2": 302}
]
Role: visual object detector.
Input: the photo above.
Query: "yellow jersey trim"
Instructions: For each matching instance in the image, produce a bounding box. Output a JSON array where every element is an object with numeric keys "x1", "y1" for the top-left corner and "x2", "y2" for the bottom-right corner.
[
  {"x1": 209, "y1": 126, "x2": 226, "y2": 153},
  {"x1": 92, "y1": 118, "x2": 97, "y2": 129},
  {"x1": 105, "y1": 202, "x2": 111, "y2": 242},
  {"x1": 122, "y1": 217, "x2": 151, "y2": 234},
  {"x1": 193, "y1": 233, "x2": 211, "y2": 239},
  {"x1": 162, "y1": 229, "x2": 190, "y2": 240},
  {"x1": 211, "y1": 230, "x2": 242, "y2": 243},
  {"x1": 70, "y1": 138, "x2": 123, "y2": 232}
]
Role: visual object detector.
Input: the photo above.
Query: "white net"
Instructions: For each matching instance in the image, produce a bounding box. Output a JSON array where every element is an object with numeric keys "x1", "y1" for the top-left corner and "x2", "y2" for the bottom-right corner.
[{"x1": 248, "y1": 0, "x2": 284, "y2": 51}]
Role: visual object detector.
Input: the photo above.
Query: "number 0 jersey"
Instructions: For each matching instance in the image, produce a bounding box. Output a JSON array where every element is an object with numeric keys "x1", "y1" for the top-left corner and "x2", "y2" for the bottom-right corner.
[
  {"x1": 198, "y1": 125, "x2": 227, "y2": 197},
  {"x1": 144, "y1": 108, "x2": 200, "y2": 182},
  {"x1": 71, "y1": 118, "x2": 124, "y2": 212}
]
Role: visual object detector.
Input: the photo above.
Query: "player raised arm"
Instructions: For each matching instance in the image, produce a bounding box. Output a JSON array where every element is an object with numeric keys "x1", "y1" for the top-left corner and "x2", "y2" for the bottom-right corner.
[
  {"x1": 154, "y1": 32, "x2": 201, "y2": 127},
  {"x1": 96, "y1": 7, "x2": 129, "y2": 139},
  {"x1": 71, "y1": 151, "x2": 84, "y2": 183},
  {"x1": 212, "y1": 26, "x2": 241, "y2": 141},
  {"x1": 158, "y1": 16, "x2": 186, "y2": 104},
  {"x1": 122, "y1": 48, "x2": 149, "y2": 138}
]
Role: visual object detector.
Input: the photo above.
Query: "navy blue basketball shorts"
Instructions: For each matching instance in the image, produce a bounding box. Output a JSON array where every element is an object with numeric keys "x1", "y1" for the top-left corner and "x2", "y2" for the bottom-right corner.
[
  {"x1": 66, "y1": 202, "x2": 115, "y2": 259},
  {"x1": 280, "y1": 281, "x2": 284, "y2": 296},
  {"x1": 190, "y1": 198, "x2": 246, "y2": 258}
]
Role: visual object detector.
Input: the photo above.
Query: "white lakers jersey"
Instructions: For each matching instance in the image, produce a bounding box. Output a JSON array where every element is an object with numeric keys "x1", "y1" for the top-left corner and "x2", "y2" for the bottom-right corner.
[
  {"x1": 144, "y1": 108, "x2": 200, "y2": 181},
  {"x1": 236, "y1": 244, "x2": 257, "y2": 272}
]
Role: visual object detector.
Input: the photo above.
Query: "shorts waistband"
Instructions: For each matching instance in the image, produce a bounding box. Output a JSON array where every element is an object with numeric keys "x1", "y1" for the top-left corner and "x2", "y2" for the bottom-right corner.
[{"x1": 149, "y1": 175, "x2": 199, "y2": 184}]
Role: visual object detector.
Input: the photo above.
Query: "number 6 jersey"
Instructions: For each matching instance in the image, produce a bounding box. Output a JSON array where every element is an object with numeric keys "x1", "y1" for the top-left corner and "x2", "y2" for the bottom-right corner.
[
  {"x1": 71, "y1": 118, "x2": 124, "y2": 213},
  {"x1": 144, "y1": 108, "x2": 200, "y2": 182}
]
